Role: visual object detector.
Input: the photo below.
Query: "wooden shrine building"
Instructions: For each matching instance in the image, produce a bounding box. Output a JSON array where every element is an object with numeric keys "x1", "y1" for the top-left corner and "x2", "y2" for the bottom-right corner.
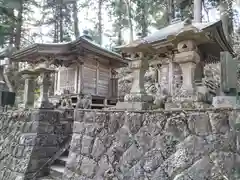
[{"x1": 10, "y1": 34, "x2": 128, "y2": 108}]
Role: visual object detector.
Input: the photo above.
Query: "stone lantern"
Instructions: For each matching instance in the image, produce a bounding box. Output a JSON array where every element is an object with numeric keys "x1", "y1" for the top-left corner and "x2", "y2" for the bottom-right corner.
[
  {"x1": 33, "y1": 63, "x2": 55, "y2": 109},
  {"x1": 125, "y1": 52, "x2": 152, "y2": 101},
  {"x1": 115, "y1": 43, "x2": 154, "y2": 110}
]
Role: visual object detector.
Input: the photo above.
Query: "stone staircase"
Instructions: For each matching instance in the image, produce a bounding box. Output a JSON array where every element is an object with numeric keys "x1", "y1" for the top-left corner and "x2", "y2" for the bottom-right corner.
[
  {"x1": 38, "y1": 148, "x2": 69, "y2": 180},
  {"x1": 48, "y1": 148, "x2": 69, "y2": 179}
]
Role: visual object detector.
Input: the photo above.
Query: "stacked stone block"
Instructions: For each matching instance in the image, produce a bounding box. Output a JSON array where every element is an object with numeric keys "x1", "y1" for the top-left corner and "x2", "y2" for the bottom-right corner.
[
  {"x1": 0, "y1": 109, "x2": 73, "y2": 180},
  {"x1": 64, "y1": 108, "x2": 240, "y2": 180}
]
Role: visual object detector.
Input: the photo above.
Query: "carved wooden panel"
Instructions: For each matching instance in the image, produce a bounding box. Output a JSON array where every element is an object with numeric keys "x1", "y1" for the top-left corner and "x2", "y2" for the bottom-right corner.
[
  {"x1": 59, "y1": 67, "x2": 76, "y2": 93},
  {"x1": 83, "y1": 66, "x2": 97, "y2": 95},
  {"x1": 98, "y1": 64, "x2": 109, "y2": 96},
  {"x1": 109, "y1": 78, "x2": 118, "y2": 98}
]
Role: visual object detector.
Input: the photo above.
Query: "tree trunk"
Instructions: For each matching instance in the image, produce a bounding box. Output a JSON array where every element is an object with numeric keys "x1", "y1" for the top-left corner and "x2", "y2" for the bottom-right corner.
[
  {"x1": 97, "y1": 0, "x2": 103, "y2": 45},
  {"x1": 8, "y1": 9, "x2": 15, "y2": 46},
  {"x1": 73, "y1": 1, "x2": 79, "y2": 39},
  {"x1": 11, "y1": 0, "x2": 24, "y2": 92},
  {"x1": 193, "y1": 0, "x2": 202, "y2": 22},
  {"x1": 141, "y1": 2, "x2": 148, "y2": 37},
  {"x1": 124, "y1": 0, "x2": 133, "y2": 43},
  {"x1": 59, "y1": 1, "x2": 63, "y2": 42},
  {"x1": 219, "y1": 0, "x2": 233, "y2": 44},
  {"x1": 15, "y1": 0, "x2": 23, "y2": 50},
  {"x1": 167, "y1": 0, "x2": 175, "y2": 24},
  {"x1": 117, "y1": 0, "x2": 123, "y2": 45}
]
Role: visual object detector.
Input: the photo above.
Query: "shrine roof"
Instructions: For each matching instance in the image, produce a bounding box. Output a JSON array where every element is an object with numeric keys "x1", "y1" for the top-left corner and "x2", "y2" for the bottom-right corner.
[
  {"x1": 143, "y1": 21, "x2": 215, "y2": 43},
  {"x1": 10, "y1": 36, "x2": 128, "y2": 67},
  {"x1": 119, "y1": 20, "x2": 235, "y2": 57}
]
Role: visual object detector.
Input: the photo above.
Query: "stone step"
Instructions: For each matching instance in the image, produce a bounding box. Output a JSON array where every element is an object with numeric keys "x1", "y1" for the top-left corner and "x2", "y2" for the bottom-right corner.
[
  {"x1": 49, "y1": 165, "x2": 65, "y2": 179},
  {"x1": 55, "y1": 156, "x2": 69, "y2": 166},
  {"x1": 59, "y1": 156, "x2": 69, "y2": 162},
  {"x1": 38, "y1": 176, "x2": 54, "y2": 180},
  {"x1": 62, "y1": 148, "x2": 69, "y2": 156},
  {"x1": 91, "y1": 103, "x2": 115, "y2": 107}
]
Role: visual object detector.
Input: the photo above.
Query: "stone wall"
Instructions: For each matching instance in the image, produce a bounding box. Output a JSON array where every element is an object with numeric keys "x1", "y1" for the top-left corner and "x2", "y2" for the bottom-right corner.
[
  {"x1": 64, "y1": 108, "x2": 240, "y2": 180},
  {"x1": 0, "y1": 108, "x2": 73, "y2": 180}
]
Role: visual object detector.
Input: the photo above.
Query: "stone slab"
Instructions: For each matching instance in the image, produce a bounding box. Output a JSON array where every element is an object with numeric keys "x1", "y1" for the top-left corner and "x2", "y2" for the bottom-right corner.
[
  {"x1": 165, "y1": 101, "x2": 211, "y2": 110},
  {"x1": 113, "y1": 101, "x2": 151, "y2": 110},
  {"x1": 212, "y1": 96, "x2": 239, "y2": 108}
]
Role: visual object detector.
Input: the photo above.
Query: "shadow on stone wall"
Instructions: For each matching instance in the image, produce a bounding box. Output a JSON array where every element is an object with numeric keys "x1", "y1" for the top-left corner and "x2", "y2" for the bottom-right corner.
[
  {"x1": 64, "y1": 108, "x2": 240, "y2": 180},
  {"x1": 0, "y1": 109, "x2": 73, "y2": 180}
]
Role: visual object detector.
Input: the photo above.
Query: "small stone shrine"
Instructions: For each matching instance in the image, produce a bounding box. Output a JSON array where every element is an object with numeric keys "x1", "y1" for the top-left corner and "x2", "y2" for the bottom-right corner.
[
  {"x1": 0, "y1": 45, "x2": 17, "y2": 109},
  {"x1": 212, "y1": 51, "x2": 239, "y2": 107},
  {"x1": 119, "y1": 18, "x2": 235, "y2": 109}
]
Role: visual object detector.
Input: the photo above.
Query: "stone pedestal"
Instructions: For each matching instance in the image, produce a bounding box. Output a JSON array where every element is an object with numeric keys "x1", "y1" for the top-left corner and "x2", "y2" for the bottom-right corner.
[
  {"x1": 179, "y1": 62, "x2": 196, "y2": 92},
  {"x1": 129, "y1": 59, "x2": 148, "y2": 95},
  {"x1": 212, "y1": 96, "x2": 238, "y2": 108}
]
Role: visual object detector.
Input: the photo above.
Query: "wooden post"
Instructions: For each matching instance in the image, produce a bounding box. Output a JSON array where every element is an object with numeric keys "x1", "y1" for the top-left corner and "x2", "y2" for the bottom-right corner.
[
  {"x1": 54, "y1": 70, "x2": 58, "y2": 95},
  {"x1": 79, "y1": 61, "x2": 84, "y2": 93},
  {"x1": 74, "y1": 66, "x2": 78, "y2": 93},
  {"x1": 96, "y1": 61, "x2": 99, "y2": 95},
  {"x1": 168, "y1": 60, "x2": 173, "y2": 96},
  {"x1": 57, "y1": 68, "x2": 61, "y2": 94}
]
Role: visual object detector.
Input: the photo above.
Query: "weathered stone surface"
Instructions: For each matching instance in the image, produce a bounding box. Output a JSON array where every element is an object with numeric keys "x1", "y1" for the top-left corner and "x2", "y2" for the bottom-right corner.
[
  {"x1": 91, "y1": 137, "x2": 106, "y2": 160},
  {"x1": 80, "y1": 157, "x2": 98, "y2": 178},
  {"x1": 64, "y1": 109, "x2": 238, "y2": 180},
  {"x1": 81, "y1": 135, "x2": 94, "y2": 155},
  {"x1": 188, "y1": 112, "x2": 212, "y2": 136},
  {"x1": 209, "y1": 112, "x2": 230, "y2": 134},
  {"x1": 0, "y1": 108, "x2": 73, "y2": 180}
]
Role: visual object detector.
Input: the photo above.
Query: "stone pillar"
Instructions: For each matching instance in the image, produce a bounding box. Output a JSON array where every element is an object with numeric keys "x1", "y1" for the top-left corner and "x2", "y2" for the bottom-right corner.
[
  {"x1": 159, "y1": 64, "x2": 169, "y2": 92},
  {"x1": 23, "y1": 74, "x2": 36, "y2": 108},
  {"x1": 168, "y1": 60, "x2": 173, "y2": 95},
  {"x1": 34, "y1": 64, "x2": 55, "y2": 109},
  {"x1": 179, "y1": 61, "x2": 197, "y2": 92},
  {"x1": 129, "y1": 59, "x2": 147, "y2": 95},
  {"x1": 175, "y1": 40, "x2": 200, "y2": 94},
  {"x1": 19, "y1": 70, "x2": 37, "y2": 109}
]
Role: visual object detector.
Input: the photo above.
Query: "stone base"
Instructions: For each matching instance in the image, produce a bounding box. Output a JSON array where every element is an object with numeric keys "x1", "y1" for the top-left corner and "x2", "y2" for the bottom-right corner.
[
  {"x1": 113, "y1": 101, "x2": 152, "y2": 110},
  {"x1": 165, "y1": 101, "x2": 211, "y2": 110},
  {"x1": 34, "y1": 100, "x2": 54, "y2": 109},
  {"x1": 124, "y1": 93, "x2": 153, "y2": 102},
  {"x1": 212, "y1": 96, "x2": 238, "y2": 108},
  {"x1": 0, "y1": 81, "x2": 7, "y2": 90}
]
